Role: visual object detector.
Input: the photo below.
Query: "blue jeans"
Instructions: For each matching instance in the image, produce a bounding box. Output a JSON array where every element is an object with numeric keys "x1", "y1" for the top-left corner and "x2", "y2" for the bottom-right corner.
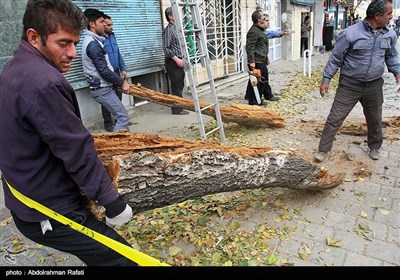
[{"x1": 90, "y1": 86, "x2": 130, "y2": 132}]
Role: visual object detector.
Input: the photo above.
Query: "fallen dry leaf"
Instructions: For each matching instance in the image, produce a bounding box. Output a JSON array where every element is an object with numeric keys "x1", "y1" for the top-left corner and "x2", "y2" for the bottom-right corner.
[{"x1": 326, "y1": 236, "x2": 342, "y2": 247}]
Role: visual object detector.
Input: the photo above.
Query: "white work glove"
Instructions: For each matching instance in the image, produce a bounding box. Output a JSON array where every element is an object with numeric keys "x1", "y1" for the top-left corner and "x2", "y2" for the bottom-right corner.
[
  {"x1": 105, "y1": 204, "x2": 132, "y2": 226},
  {"x1": 104, "y1": 197, "x2": 133, "y2": 226}
]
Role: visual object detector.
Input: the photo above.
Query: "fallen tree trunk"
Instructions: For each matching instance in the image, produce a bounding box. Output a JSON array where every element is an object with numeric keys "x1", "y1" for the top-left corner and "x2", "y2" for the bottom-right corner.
[
  {"x1": 92, "y1": 132, "x2": 344, "y2": 215},
  {"x1": 127, "y1": 84, "x2": 285, "y2": 128}
]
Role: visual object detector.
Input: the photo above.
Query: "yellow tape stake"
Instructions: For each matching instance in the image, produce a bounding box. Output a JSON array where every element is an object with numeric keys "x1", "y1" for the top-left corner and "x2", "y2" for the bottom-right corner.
[{"x1": 5, "y1": 179, "x2": 170, "y2": 266}]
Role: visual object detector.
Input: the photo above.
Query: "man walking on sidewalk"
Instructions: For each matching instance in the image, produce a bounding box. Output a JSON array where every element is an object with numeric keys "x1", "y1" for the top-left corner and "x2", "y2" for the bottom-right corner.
[{"x1": 314, "y1": 0, "x2": 400, "y2": 163}]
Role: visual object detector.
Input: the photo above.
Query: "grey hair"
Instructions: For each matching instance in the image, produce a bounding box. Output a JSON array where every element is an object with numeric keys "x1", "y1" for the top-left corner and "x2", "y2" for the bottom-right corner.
[
  {"x1": 251, "y1": 10, "x2": 263, "y2": 24},
  {"x1": 366, "y1": 0, "x2": 392, "y2": 18}
]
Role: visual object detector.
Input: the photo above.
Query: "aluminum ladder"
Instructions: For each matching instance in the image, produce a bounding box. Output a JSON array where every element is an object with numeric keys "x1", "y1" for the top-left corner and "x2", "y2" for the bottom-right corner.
[{"x1": 170, "y1": 0, "x2": 225, "y2": 142}]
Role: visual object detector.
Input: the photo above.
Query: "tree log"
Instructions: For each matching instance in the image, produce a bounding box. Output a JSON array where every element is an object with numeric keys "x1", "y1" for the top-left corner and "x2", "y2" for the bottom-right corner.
[
  {"x1": 127, "y1": 84, "x2": 285, "y2": 128},
  {"x1": 93, "y1": 132, "x2": 344, "y2": 215}
]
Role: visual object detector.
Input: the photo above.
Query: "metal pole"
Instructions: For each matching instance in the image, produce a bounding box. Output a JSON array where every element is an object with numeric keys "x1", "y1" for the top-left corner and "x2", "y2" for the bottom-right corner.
[{"x1": 303, "y1": 50, "x2": 311, "y2": 78}]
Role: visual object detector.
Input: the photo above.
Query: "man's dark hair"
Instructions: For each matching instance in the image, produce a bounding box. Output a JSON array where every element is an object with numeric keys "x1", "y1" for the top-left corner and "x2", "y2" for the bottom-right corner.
[
  {"x1": 104, "y1": 14, "x2": 111, "y2": 20},
  {"x1": 367, "y1": 0, "x2": 392, "y2": 18},
  {"x1": 22, "y1": 0, "x2": 86, "y2": 46},
  {"x1": 83, "y1": 8, "x2": 105, "y2": 29},
  {"x1": 304, "y1": 15, "x2": 310, "y2": 21},
  {"x1": 251, "y1": 10, "x2": 263, "y2": 24},
  {"x1": 165, "y1": 7, "x2": 173, "y2": 21}
]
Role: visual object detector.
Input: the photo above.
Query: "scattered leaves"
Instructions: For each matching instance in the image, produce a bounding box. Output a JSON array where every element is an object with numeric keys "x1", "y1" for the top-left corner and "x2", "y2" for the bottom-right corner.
[
  {"x1": 0, "y1": 216, "x2": 13, "y2": 227},
  {"x1": 378, "y1": 209, "x2": 391, "y2": 216},
  {"x1": 298, "y1": 243, "x2": 312, "y2": 260},
  {"x1": 168, "y1": 246, "x2": 182, "y2": 256},
  {"x1": 114, "y1": 189, "x2": 300, "y2": 266},
  {"x1": 360, "y1": 211, "x2": 368, "y2": 218},
  {"x1": 267, "y1": 254, "x2": 277, "y2": 265},
  {"x1": 354, "y1": 191, "x2": 365, "y2": 201},
  {"x1": 354, "y1": 223, "x2": 372, "y2": 240},
  {"x1": 326, "y1": 236, "x2": 342, "y2": 247}
]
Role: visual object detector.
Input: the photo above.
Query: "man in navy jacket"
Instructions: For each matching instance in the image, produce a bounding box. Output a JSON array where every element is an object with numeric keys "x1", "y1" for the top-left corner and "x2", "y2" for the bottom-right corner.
[{"x1": 101, "y1": 14, "x2": 128, "y2": 132}]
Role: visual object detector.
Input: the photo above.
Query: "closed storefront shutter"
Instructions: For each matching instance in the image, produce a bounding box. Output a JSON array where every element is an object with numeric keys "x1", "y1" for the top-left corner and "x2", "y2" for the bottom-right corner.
[{"x1": 67, "y1": 0, "x2": 164, "y2": 89}]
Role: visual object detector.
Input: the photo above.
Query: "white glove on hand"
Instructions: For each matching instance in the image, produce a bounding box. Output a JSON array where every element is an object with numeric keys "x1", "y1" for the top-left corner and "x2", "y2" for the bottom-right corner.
[{"x1": 105, "y1": 204, "x2": 133, "y2": 226}]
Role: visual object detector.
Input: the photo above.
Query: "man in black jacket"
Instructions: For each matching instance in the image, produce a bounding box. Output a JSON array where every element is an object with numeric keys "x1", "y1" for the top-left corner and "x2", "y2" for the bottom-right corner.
[
  {"x1": 245, "y1": 10, "x2": 279, "y2": 106},
  {"x1": 0, "y1": 0, "x2": 136, "y2": 266}
]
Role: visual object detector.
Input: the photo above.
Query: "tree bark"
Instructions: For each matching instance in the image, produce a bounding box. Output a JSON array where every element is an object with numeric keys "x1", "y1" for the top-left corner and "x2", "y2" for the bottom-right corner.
[
  {"x1": 92, "y1": 132, "x2": 344, "y2": 215},
  {"x1": 126, "y1": 84, "x2": 285, "y2": 128}
]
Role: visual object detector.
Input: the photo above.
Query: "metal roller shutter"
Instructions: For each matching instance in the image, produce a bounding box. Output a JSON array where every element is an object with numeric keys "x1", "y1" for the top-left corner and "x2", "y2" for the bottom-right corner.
[{"x1": 67, "y1": 0, "x2": 164, "y2": 89}]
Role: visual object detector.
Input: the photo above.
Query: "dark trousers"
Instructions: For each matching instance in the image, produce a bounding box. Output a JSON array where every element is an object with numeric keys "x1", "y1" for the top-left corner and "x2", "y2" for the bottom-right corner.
[
  {"x1": 11, "y1": 209, "x2": 137, "y2": 266},
  {"x1": 165, "y1": 58, "x2": 185, "y2": 114},
  {"x1": 101, "y1": 90, "x2": 122, "y2": 129},
  {"x1": 318, "y1": 75, "x2": 383, "y2": 152},
  {"x1": 245, "y1": 62, "x2": 273, "y2": 105},
  {"x1": 301, "y1": 37, "x2": 309, "y2": 56}
]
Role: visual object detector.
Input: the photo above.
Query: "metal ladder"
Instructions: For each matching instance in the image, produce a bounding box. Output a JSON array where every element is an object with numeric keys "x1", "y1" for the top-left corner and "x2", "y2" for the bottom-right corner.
[{"x1": 170, "y1": 0, "x2": 225, "y2": 142}]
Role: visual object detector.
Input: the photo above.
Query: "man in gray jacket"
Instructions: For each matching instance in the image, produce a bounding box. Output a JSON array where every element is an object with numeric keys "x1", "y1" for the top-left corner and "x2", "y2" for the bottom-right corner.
[
  {"x1": 314, "y1": 0, "x2": 400, "y2": 162},
  {"x1": 82, "y1": 8, "x2": 130, "y2": 132}
]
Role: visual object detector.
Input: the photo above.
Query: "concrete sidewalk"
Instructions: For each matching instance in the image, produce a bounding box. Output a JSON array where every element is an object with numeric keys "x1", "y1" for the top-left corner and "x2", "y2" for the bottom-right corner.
[{"x1": 1, "y1": 52, "x2": 399, "y2": 267}]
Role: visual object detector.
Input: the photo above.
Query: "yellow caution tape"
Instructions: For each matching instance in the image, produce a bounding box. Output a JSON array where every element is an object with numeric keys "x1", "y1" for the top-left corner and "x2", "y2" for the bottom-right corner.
[{"x1": 4, "y1": 179, "x2": 170, "y2": 266}]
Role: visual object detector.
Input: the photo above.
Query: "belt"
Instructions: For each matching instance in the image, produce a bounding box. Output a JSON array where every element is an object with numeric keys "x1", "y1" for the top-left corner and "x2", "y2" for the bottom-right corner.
[{"x1": 90, "y1": 86, "x2": 112, "y2": 90}]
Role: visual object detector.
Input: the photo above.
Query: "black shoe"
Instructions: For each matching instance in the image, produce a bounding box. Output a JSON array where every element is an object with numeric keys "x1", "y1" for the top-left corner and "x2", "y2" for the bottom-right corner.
[
  {"x1": 104, "y1": 126, "x2": 114, "y2": 132},
  {"x1": 266, "y1": 96, "x2": 279, "y2": 101},
  {"x1": 172, "y1": 110, "x2": 189, "y2": 115},
  {"x1": 248, "y1": 101, "x2": 267, "y2": 106}
]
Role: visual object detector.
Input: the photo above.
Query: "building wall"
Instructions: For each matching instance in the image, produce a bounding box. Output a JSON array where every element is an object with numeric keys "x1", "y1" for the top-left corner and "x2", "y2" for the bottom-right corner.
[
  {"x1": 282, "y1": 0, "x2": 320, "y2": 60},
  {"x1": 0, "y1": 0, "x2": 27, "y2": 70}
]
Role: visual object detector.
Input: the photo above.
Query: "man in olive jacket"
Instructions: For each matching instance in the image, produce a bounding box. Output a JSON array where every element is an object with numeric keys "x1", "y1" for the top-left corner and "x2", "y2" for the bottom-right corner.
[{"x1": 245, "y1": 10, "x2": 279, "y2": 105}]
